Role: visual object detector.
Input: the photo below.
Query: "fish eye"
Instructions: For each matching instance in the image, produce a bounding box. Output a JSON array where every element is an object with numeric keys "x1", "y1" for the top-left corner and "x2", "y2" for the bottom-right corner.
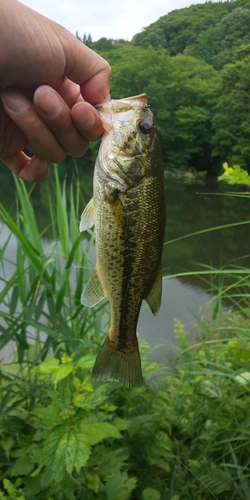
[{"x1": 138, "y1": 121, "x2": 152, "y2": 135}]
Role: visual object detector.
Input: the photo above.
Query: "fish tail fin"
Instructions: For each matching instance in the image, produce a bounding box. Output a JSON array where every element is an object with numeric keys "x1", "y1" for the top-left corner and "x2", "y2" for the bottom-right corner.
[{"x1": 92, "y1": 335, "x2": 142, "y2": 387}]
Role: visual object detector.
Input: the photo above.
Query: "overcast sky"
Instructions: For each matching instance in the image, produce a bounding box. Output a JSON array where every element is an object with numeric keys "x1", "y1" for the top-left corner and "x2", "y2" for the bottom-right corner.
[{"x1": 21, "y1": 0, "x2": 211, "y2": 42}]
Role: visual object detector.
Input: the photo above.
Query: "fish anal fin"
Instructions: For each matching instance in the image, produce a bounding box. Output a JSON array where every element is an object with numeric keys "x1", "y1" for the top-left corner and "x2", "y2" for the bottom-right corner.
[
  {"x1": 79, "y1": 198, "x2": 95, "y2": 232},
  {"x1": 92, "y1": 335, "x2": 142, "y2": 387},
  {"x1": 81, "y1": 267, "x2": 107, "y2": 307},
  {"x1": 145, "y1": 264, "x2": 162, "y2": 316}
]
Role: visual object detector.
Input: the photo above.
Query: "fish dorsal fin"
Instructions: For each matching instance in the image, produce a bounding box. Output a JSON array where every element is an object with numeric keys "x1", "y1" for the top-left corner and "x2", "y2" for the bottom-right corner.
[
  {"x1": 145, "y1": 263, "x2": 162, "y2": 316},
  {"x1": 81, "y1": 267, "x2": 107, "y2": 307},
  {"x1": 79, "y1": 198, "x2": 95, "y2": 232}
]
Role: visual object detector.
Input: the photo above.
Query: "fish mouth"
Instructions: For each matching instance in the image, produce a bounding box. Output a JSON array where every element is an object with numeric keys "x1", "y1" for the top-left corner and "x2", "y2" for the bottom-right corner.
[{"x1": 95, "y1": 94, "x2": 149, "y2": 132}]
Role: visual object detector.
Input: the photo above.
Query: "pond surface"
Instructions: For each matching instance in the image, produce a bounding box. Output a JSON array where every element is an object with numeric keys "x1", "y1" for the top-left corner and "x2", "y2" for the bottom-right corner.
[{"x1": 1, "y1": 162, "x2": 250, "y2": 362}]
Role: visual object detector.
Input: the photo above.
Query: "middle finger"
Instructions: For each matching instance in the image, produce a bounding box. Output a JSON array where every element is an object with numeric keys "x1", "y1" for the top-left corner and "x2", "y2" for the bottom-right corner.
[{"x1": 34, "y1": 86, "x2": 94, "y2": 157}]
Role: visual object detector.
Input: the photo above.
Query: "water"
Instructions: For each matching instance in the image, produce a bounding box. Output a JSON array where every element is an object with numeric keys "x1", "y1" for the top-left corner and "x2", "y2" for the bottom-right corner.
[{"x1": 1, "y1": 163, "x2": 250, "y2": 362}]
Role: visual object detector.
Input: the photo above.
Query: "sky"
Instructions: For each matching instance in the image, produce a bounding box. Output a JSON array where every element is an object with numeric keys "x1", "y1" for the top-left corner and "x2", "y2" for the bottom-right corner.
[{"x1": 20, "y1": 0, "x2": 211, "y2": 42}]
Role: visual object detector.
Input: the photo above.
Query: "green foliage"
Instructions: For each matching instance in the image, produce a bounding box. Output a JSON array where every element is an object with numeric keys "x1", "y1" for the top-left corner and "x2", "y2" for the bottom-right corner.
[
  {"x1": 132, "y1": 27, "x2": 167, "y2": 50},
  {"x1": 1, "y1": 173, "x2": 250, "y2": 498},
  {"x1": 191, "y1": 7, "x2": 250, "y2": 69},
  {"x1": 218, "y1": 162, "x2": 250, "y2": 186},
  {"x1": 0, "y1": 167, "x2": 109, "y2": 363},
  {"x1": 0, "y1": 479, "x2": 26, "y2": 499},
  {"x1": 0, "y1": 346, "x2": 165, "y2": 499},
  {"x1": 132, "y1": 1, "x2": 234, "y2": 56},
  {"x1": 211, "y1": 56, "x2": 250, "y2": 169},
  {"x1": 77, "y1": 0, "x2": 250, "y2": 173},
  {"x1": 103, "y1": 45, "x2": 220, "y2": 172},
  {"x1": 1, "y1": 311, "x2": 250, "y2": 499}
]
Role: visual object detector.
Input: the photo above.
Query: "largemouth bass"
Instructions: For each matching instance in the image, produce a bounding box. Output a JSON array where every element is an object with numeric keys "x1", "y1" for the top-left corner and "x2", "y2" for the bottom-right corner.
[{"x1": 80, "y1": 94, "x2": 166, "y2": 387}]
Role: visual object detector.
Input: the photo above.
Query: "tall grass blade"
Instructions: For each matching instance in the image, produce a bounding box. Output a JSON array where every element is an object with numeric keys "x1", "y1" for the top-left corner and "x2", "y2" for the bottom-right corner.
[
  {"x1": 13, "y1": 177, "x2": 43, "y2": 254},
  {"x1": 0, "y1": 203, "x2": 51, "y2": 284},
  {"x1": 55, "y1": 168, "x2": 69, "y2": 257}
]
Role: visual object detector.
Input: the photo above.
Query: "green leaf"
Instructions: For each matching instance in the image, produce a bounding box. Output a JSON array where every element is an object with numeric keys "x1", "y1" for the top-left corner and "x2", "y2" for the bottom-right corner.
[
  {"x1": 13, "y1": 177, "x2": 43, "y2": 253},
  {"x1": 1, "y1": 436, "x2": 14, "y2": 460},
  {"x1": 98, "y1": 448, "x2": 130, "y2": 476},
  {"x1": 56, "y1": 273, "x2": 70, "y2": 313},
  {"x1": 16, "y1": 244, "x2": 27, "y2": 305},
  {"x1": 36, "y1": 358, "x2": 60, "y2": 378},
  {"x1": 10, "y1": 285, "x2": 19, "y2": 316},
  {"x1": 105, "y1": 472, "x2": 137, "y2": 500},
  {"x1": 64, "y1": 432, "x2": 90, "y2": 474},
  {"x1": 65, "y1": 233, "x2": 83, "y2": 270},
  {"x1": 41, "y1": 427, "x2": 90, "y2": 481},
  {"x1": 2, "y1": 478, "x2": 25, "y2": 500},
  {"x1": 33, "y1": 404, "x2": 61, "y2": 430},
  {"x1": 10, "y1": 456, "x2": 34, "y2": 477},
  {"x1": 142, "y1": 488, "x2": 161, "y2": 500},
  {"x1": 51, "y1": 364, "x2": 73, "y2": 385},
  {"x1": 55, "y1": 171, "x2": 69, "y2": 257},
  {"x1": 80, "y1": 422, "x2": 122, "y2": 445},
  {"x1": 0, "y1": 203, "x2": 51, "y2": 284}
]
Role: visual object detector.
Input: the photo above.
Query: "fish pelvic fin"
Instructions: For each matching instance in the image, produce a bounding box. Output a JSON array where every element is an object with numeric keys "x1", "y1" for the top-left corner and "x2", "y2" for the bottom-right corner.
[
  {"x1": 81, "y1": 267, "x2": 107, "y2": 307},
  {"x1": 92, "y1": 335, "x2": 142, "y2": 387},
  {"x1": 79, "y1": 197, "x2": 95, "y2": 232},
  {"x1": 145, "y1": 263, "x2": 162, "y2": 316}
]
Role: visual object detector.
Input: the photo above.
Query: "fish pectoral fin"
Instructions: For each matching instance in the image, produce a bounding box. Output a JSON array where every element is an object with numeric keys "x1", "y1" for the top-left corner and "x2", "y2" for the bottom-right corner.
[
  {"x1": 145, "y1": 263, "x2": 162, "y2": 315},
  {"x1": 79, "y1": 198, "x2": 95, "y2": 232},
  {"x1": 81, "y1": 267, "x2": 107, "y2": 307}
]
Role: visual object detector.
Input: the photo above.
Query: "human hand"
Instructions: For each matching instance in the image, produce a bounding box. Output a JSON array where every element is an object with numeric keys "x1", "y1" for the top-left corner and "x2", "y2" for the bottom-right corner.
[{"x1": 0, "y1": 0, "x2": 111, "y2": 182}]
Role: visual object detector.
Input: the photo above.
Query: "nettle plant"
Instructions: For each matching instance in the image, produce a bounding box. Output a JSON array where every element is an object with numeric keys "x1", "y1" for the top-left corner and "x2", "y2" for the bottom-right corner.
[{"x1": 0, "y1": 348, "x2": 167, "y2": 500}]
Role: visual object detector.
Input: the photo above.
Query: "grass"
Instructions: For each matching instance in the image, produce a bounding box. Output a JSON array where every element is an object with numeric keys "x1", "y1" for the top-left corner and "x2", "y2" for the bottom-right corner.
[
  {"x1": 0, "y1": 168, "x2": 109, "y2": 365},
  {"x1": 0, "y1": 167, "x2": 250, "y2": 499}
]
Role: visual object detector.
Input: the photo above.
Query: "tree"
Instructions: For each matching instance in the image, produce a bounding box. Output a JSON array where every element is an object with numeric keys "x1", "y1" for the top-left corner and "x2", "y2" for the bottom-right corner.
[
  {"x1": 132, "y1": 27, "x2": 167, "y2": 50},
  {"x1": 192, "y1": 7, "x2": 250, "y2": 69},
  {"x1": 132, "y1": 1, "x2": 234, "y2": 57},
  {"x1": 104, "y1": 46, "x2": 220, "y2": 171},
  {"x1": 75, "y1": 32, "x2": 92, "y2": 46},
  {"x1": 212, "y1": 56, "x2": 250, "y2": 169}
]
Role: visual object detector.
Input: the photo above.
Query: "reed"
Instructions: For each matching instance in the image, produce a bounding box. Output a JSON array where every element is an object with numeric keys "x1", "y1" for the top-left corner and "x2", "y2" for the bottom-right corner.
[{"x1": 0, "y1": 168, "x2": 109, "y2": 365}]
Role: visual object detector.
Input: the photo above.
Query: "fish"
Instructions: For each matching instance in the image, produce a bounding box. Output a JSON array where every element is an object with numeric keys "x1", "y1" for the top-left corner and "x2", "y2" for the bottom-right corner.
[{"x1": 79, "y1": 93, "x2": 166, "y2": 387}]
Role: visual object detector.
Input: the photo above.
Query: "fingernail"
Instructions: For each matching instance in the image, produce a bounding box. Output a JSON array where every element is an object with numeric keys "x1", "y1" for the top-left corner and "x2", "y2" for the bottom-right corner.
[
  {"x1": 1, "y1": 91, "x2": 31, "y2": 113},
  {"x1": 84, "y1": 107, "x2": 96, "y2": 129},
  {"x1": 73, "y1": 102, "x2": 96, "y2": 129},
  {"x1": 35, "y1": 86, "x2": 62, "y2": 117},
  {"x1": 37, "y1": 160, "x2": 48, "y2": 175}
]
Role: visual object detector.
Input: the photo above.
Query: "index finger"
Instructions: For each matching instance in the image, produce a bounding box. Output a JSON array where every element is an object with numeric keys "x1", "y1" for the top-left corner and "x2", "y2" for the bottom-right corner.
[{"x1": 61, "y1": 36, "x2": 111, "y2": 104}]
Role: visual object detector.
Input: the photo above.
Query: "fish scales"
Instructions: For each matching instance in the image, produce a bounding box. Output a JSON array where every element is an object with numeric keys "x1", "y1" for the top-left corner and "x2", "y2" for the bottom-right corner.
[{"x1": 80, "y1": 94, "x2": 166, "y2": 387}]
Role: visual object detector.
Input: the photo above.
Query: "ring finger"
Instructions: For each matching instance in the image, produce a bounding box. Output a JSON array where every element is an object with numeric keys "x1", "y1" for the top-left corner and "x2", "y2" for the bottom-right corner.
[{"x1": 1, "y1": 90, "x2": 67, "y2": 163}]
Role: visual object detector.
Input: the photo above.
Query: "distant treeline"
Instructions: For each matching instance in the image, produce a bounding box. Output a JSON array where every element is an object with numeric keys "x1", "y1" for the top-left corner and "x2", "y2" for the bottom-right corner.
[{"x1": 77, "y1": 0, "x2": 250, "y2": 174}]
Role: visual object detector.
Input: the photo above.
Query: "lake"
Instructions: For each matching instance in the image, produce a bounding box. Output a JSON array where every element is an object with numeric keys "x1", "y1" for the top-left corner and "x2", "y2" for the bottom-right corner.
[{"x1": 1, "y1": 161, "x2": 250, "y2": 362}]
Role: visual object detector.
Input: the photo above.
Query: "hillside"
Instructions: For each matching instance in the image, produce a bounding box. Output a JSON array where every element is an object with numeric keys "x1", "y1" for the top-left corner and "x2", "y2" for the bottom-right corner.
[{"x1": 80, "y1": 0, "x2": 250, "y2": 174}]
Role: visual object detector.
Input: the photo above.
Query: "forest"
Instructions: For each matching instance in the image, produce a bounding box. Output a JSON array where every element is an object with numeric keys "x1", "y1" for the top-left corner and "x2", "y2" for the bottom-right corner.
[{"x1": 78, "y1": 0, "x2": 250, "y2": 174}]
